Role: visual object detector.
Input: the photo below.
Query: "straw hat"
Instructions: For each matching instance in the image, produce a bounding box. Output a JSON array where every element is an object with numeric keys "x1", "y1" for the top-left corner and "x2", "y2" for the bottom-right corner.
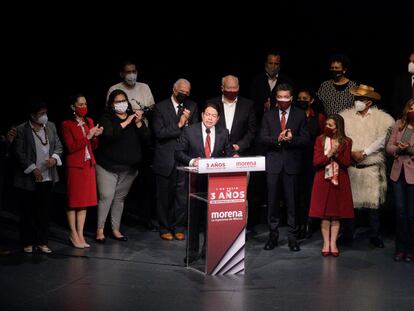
[{"x1": 349, "y1": 84, "x2": 381, "y2": 101}]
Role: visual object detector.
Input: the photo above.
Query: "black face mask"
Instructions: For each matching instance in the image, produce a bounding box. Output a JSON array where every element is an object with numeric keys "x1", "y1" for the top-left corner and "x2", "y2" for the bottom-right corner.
[
  {"x1": 296, "y1": 100, "x2": 309, "y2": 110},
  {"x1": 175, "y1": 92, "x2": 187, "y2": 103},
  {"x1": 330, "y1": 70, "x2": 343, "y2": 80}
]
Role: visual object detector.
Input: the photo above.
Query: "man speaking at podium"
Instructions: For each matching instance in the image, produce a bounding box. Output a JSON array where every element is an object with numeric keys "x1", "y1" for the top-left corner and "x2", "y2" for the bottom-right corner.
[{"x1": 175, "y1": 102, "x2": 236, "y2": 262}]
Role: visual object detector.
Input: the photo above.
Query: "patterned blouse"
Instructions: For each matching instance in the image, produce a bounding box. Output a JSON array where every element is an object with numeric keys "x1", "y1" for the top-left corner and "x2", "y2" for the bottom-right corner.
[{"x1": 317, "y1": 79, "x2": 357, "y2": 115}]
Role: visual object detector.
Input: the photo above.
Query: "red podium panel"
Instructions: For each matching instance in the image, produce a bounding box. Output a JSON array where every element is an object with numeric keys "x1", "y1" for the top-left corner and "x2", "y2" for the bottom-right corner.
[
  {"x1": 207, "y1": 173, "x2": 247, "y2": 275},
  {"x1": 178, "y1": 156, "x2": 265, "y2": 275}
]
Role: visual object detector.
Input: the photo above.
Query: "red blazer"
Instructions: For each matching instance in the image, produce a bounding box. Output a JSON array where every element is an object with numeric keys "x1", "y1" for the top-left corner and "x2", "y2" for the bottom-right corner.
[
  {"x1": 62, "y1": 118, "x2": 98, "y2": 168},
  {"x1": 386, "y1": 120, "x2": 414, "y2": 184}
]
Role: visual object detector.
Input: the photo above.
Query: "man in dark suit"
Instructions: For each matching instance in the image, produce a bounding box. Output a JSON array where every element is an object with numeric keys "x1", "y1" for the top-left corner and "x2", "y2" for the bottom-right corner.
[
  {"x1": 391, "y1": 51, "x2": 414, "y2": 119},
  {"x1": 249, "y1": 51, "x2": 295, "y2": 227},
  {"x1": 250, "y1": 50, "x2": 294, "y2": 125},
  {"x1": 153, "y1": 79, "x2": 199, "y2": 241},
  {"x1": 207, "y1": 75, "x2": 256, "y2": 156},
  {"x1": 175, "y1": 102, "x2": 235, "y2": 262},
  {"x1": 260, "y1": 83, "x2": 310, "y2": 251}
]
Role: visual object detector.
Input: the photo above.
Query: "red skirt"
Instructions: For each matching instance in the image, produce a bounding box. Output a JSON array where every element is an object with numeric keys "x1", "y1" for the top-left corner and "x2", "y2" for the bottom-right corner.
[{"x1": 67, "y1": 163, "x2": 97, "y2": 208}]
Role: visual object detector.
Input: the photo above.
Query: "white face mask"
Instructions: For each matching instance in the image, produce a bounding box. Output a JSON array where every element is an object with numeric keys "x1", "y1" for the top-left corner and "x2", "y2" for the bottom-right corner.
[
  {"x1": 114, "y1": 101, "x2": 128, "y2": 113},
  {"x1": 33, "y1": 114, "x2": 48, "y2": 125},
  {"x1": 408, "y1": 62, "x2": 414, "y2": 74},
  {"x1": 125, "y1": 73, "x2": 137, "y2": 86},
  {"x1": 354, "y1": 100, "x2": 367, "y2": 112}
]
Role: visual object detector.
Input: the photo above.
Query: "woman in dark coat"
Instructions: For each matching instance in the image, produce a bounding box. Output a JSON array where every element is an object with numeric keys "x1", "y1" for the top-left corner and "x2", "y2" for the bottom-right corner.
[{"x1": 309, "y1": 114, "x2": 354, "y2": 257}]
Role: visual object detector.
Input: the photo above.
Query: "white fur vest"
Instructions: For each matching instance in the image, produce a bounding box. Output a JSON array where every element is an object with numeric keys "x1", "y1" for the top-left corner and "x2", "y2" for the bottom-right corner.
[{"x1": 340, "y1": 107, "x2": 395, "y2": 209}]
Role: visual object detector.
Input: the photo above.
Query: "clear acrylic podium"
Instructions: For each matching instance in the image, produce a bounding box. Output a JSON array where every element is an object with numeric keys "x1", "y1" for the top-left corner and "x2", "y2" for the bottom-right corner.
[{"x1": 178, "y1": 156, "x2": 265, "y2": 275}]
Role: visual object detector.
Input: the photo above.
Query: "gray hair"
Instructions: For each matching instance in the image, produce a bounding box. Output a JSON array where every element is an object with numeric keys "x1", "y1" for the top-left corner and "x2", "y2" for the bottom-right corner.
[
  {"x1": 174, "y1": 78, "x2": 191, "y2": 89},
  {"x1": 221, "y1": 75, "x2": 239, "y2": 87}
]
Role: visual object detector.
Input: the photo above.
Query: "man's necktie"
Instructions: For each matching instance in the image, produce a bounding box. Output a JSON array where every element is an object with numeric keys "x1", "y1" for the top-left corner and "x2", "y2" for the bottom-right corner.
[
  {"x1": 280, "y1": 111, "x2": 286, "y2": 131},
  {"x1": 204, "y1": 128, "x2": 211, "y2": 158}
]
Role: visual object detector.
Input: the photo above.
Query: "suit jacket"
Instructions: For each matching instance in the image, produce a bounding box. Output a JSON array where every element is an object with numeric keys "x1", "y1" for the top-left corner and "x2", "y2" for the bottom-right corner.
[
  {"x1": 61, "y1": 118, "x2": 98, "y2": 169},
  {"x1": 250, "y1": 72, "x2": 294, "y2": 123},
  {"x1": 153, "y1": 97, "x2": 199, "y2": 176},
  {"x1": 391, "y1": 72, "x2": 413, "y2": 119},
  {"x1": 207, "y1": 96, "x2": 257, "y2": 155},
  {"x1": 175, "y1": 123, "x2": 234, "y2": 166},
  {"x1": 386, "y1": 120, "x2": 414, "y2": 184},
  {"x1": 260, "y1": 106, "x2": 310, "y2": 174},
  {"x1": 13, "y1": 121, "x2": 63, "y2": 191}
]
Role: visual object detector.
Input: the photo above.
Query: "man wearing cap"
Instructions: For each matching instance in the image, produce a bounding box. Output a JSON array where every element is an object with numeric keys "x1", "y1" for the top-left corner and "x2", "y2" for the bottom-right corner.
[{"x1": 340, "y1": 84, "x2": 394, "y2": 248}]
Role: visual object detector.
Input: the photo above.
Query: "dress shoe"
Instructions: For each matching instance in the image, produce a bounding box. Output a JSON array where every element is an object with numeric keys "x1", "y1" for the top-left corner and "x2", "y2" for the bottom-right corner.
[
  {"x1": 111, "y1": 235, "x2": 128, "y2": 241},
  {"x1": 404, "y1": 254, "x2": 413, "y2": 263},
  {"x1": 264, "y1": 235, "x2": 278, "y2": 250},
  {"x1": 95, "y1": 237, "x2": 106, "y2": 243},
  {"x1": 288, "y1": 240, "x2": 300, "y2": 252},
  {"x1": 160, "y1": 233, "x2": 174, "y2": 241},
  {"x1": 83, "y1": 243, "x2": 91, "y2": 248},
  {"x1": 174, "y1": 232, "x2": 185, "y2": 241},
  {"x1": 331, "y1": 251, "x2": 340, "y2": 257},
  {"x1": 321, "y1": 247, "x2": 330, "y2": 257},
  {"x1": 69, "y1": 237, "x2": 84, "y2": 249},
  {"x1": 37, "y1": 245, "x2": 52, "y2": 254},
  {"x1": 23, "y1": 245, "x2": 33, "y2": 253},
  {"x1": 370, "y1": 236, "x2": 384, "y2": 248},
  {"x1": 393, "y1": 252, "x2": 405, "y2": 262}
]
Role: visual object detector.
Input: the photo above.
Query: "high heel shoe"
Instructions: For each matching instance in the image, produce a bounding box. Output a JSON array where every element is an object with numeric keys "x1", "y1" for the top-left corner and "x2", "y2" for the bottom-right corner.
[
  {"x1": 331, "y1": 250, "x2": 340, "y2": 257},
  {"x1": 69, "y1": 237, "x2": 85, "y2": 249},
  {"x1": 321, "y1": 251, "x2": 330, "y2": 257}
]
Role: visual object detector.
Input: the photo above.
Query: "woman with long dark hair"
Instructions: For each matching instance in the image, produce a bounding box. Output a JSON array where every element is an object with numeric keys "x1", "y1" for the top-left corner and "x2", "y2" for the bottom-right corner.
[{"x1": 309, "y1": 114, "x2": 354, "y2": 257}]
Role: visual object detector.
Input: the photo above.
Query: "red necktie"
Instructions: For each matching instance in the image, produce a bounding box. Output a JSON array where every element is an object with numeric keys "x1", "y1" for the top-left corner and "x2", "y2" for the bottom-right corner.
[
  {"x1": 280, "y1": 111, "x2": 286, "y2": 131},
  {"x1": 205, "y1": 129, "x2": 211, "y2": 158}
]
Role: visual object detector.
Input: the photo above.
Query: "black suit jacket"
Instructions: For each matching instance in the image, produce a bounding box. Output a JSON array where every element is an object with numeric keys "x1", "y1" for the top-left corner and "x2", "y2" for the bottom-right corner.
[
  {"x1": 175, "y1": 123, "x2": 234, "y2": 166},
  {"x1": 207, "y1": 96, "x2": 257, "y2": 155},
  {"x1": 250, "y1": 72, "x2": 294, "y2": 123},
  {"x1": 391, "y1": 72, "x2": 413, "y2": 118},
  {"x1": 153, "y1": 97, "x2": 198, "y2": 176},
  {"x1": 260, "y1": 107, "x2": 310, "y2": 174}
]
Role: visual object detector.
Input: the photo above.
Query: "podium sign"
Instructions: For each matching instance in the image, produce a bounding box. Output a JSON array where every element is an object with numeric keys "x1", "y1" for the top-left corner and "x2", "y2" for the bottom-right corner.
[
  {"x1": 207, "y1": 173, "x2": 247, "y2": 275},
  {"x1": 198, "y1": 156, "x2": 265, "y2": 174}
]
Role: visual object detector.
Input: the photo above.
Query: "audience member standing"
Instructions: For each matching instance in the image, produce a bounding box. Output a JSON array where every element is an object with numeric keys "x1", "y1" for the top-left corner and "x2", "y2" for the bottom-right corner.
[
  {"x1": 14, "y1": 99, "x2": 63, "y2": 254},
  {"x1": 340, "y1": 84, "x2": 394, "y2": 248},
  {"x1": 95, "y1": 89, "x2": 150, "y2": 243},
  {"x1": 309, "y1": 114, "x2": 354, "y2": 257},
  {"x1": 61, "y1": 94, "x2": 103, "y2": 248},
  {"x1": 260, "y1": 83, "x2": 310, "y2": 252},
  {"x1": 386, "y1": 98, "x2": 414, "y2": 262},
  {"x1": 153, "y1": 79, "x2": 198, "y2": 241},
  {"x1": 317, "y1": 54, "x2": 357, "y2": 115}
]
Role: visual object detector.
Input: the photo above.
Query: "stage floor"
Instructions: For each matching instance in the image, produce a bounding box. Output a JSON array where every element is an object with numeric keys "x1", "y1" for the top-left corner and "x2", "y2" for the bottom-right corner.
[{"x1": 0, "y1": 211, "x2": 413, "y2": 311}]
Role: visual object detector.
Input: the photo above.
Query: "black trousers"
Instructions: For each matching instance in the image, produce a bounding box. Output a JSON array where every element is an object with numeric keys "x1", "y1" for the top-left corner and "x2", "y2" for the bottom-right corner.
[
  {"x1": 155, "y1": 168, "x2": 187, "y2": 234},
  {"x1": 266, "y1": 171, "x2": 299, "y2": 240},
  {"x1": 19, "y1": 181, "x2": 53, "y2": 246}
]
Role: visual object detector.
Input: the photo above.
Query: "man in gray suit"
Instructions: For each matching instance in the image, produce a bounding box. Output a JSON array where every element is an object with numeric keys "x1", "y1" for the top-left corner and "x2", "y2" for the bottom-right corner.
[{"x1": 13, "y1": 99, "x2": 63, "y2": 254}]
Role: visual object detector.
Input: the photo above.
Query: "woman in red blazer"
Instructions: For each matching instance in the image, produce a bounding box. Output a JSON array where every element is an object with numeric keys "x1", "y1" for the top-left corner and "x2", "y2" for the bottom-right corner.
[
  {"x1": 61, "y1": 94, "x2": 103, "y2": 248},
  {"x1": 309, "y1": 114, "x2": 354, "y2": 257},
  {"x1": 386, "y1": 98, "x2": 414, "y2": 262}
]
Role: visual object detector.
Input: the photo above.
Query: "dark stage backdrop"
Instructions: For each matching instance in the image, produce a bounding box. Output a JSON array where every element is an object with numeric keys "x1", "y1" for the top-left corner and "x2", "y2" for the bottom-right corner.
[{"x1": 2, "y1": 4, "x2": 412, "y2": 132}]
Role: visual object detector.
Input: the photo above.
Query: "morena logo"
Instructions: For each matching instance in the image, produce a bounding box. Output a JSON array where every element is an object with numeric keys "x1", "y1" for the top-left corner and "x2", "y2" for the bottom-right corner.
[
  {"x1": 236, "y1": 161, "x2": 256, "y2": 167},
  {"x1": 211, "y1": 210, "x2": 243, "y2": 219}
]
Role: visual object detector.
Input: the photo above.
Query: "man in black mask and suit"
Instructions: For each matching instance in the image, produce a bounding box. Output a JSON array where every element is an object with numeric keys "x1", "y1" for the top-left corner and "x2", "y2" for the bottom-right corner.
[{"x1": 153, "y1": 79, "x2": 198, "y2": 241}]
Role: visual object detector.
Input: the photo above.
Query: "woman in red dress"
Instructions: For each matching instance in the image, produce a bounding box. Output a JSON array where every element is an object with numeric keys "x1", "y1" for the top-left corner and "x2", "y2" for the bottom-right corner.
[
  {"x1": 309, "y1": 114, "x2": 354, "y2": 257},
  {"x1": 61, "y1": 94, "x2": 103, "y2": 248}
]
